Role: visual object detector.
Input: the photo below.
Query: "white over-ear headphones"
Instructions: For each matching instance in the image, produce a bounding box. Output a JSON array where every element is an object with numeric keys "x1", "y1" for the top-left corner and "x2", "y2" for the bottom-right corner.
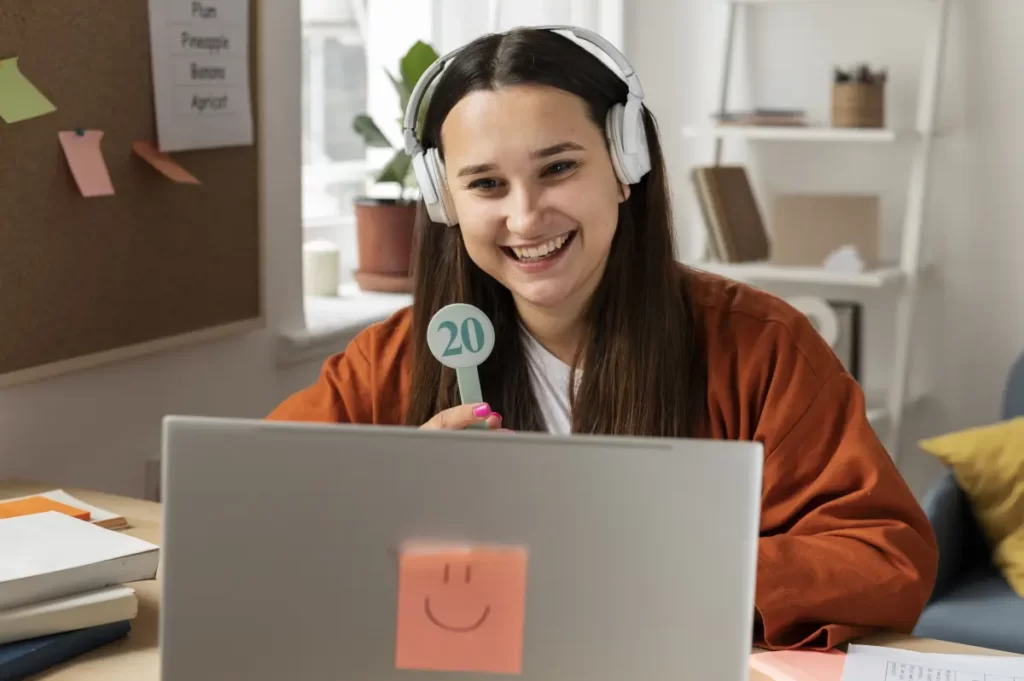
[{"x1": 401, "y1": 25, "x2": 652, "y2": 227}]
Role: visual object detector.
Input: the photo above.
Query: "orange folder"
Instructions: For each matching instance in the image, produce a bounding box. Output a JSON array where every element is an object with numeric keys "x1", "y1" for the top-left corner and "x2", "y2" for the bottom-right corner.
[
  {"x1": 750, "y1": 649, "x2": 846, "y2": 681},
  {"x1": 0, "y1": 495, "x2": 91, "y2": 521}
]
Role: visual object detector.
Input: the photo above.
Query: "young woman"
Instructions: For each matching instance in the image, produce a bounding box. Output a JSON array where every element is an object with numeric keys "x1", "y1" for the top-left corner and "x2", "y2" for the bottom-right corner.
[{"x1": 269, "y1": 27, "x2": 937, "y2": 650}]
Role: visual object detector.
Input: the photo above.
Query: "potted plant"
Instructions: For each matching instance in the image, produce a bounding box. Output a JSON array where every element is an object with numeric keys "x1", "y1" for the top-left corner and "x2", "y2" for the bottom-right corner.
[{"x1": 351, "y1": 40, "x2": 440, "y2": 293}]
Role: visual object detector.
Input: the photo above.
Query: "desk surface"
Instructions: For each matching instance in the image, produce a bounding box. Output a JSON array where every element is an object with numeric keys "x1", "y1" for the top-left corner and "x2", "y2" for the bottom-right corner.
[{"x1": 0, "y1": 478, "x2": 1015, "y2": 680}]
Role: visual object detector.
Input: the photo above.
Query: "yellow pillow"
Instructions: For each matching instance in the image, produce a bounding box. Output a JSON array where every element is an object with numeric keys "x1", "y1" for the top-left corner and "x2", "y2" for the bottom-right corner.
[{"x1": 920, "y1": 417, "x2": 1024, "y2": 598}]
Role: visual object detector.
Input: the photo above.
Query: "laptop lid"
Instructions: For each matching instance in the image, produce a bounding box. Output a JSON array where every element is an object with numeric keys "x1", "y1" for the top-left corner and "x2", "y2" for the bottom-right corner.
[{"x1": 160, "y1": 416, "x2": 762, "y2": 681}]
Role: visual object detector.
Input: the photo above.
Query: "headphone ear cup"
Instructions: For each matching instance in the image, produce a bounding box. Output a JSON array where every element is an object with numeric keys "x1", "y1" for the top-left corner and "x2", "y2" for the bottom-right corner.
[
  {"x1": 426, "y1": 147, "x2": 455, "y2": 226},
  {"x1": 605, "y1": 103, "x2": 630, "y2": 185},
  {"x1": 605, "y1": 99, "x2": 651, "y2": 186},
  {"x1": 412, "y1": 150, "x2": 442, "y2": 222},
  {"x1": 415, "y1": 147, "x2": 455, "y2": 225}
]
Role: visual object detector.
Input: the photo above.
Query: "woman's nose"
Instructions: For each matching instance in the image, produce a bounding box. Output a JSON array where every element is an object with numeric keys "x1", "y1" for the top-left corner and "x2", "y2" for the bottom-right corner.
[{"x1": 505, "y1": 185, "x2": 544, "y2": 236}]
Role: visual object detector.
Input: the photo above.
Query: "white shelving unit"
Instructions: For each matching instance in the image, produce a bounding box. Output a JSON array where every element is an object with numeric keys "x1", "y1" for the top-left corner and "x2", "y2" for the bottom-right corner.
[
  {"x1": 681, "y1": 124, "x2": 911, "y2": 143},
  {"x1": 685, "y1": 0, "x2": 952, "y2": 460}
]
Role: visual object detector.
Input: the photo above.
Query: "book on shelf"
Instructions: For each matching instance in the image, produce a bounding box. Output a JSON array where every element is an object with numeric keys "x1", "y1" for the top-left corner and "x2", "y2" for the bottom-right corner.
[
  {"x1": 0, "y1": 511, "x2": 158, "y2": 612},
  {"x1": 691, "y1": 165, "x2": 771, "y2": 264},
  {"x1": 712, "y1": 109, "x2": 807, "y2": 127},
  {"x1": 0, "y1": 489, "x2": 128, "y2": 530}
]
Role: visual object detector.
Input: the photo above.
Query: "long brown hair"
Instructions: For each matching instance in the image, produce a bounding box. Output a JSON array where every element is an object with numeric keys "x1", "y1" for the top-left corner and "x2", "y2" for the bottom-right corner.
[{"x1": 404, "y1": 27, "x2": 707, "y2": 437}]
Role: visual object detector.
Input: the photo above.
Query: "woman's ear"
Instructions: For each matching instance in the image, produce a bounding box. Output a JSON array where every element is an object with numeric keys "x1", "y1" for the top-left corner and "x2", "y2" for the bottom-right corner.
[{"x1": 618, "y1": 182, "x2": 631, "y2": 203}]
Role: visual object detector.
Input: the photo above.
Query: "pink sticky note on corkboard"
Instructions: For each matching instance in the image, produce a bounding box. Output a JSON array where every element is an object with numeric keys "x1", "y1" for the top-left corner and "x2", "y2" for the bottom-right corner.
[
  {"x1": 395, "y1": 543, "x2": 528, "y2": 675},
  {"x1": 132, "y1": 140, "x2": 200, "y2": 184},
  {"x1": 58, "y1": 130, "x2": 115, "y2": 197}
]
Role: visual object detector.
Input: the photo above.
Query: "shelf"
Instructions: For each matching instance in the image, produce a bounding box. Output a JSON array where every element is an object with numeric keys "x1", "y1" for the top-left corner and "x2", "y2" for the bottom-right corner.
[
  {"x1": 688, "y1": 261, "x2": 906, "y2": 288},
  {"x1": 865, "y1": 391, "x2": 926, "y2": 437},
  {"x1": 682, "y1": 124, "x2": 911, "y2": 143},
  {"x1": 866, "y1": 403, "x2": 888, "y2": 429},
  {"x1": 722, "y1": 0, "x2": 934, "y2": 4}
]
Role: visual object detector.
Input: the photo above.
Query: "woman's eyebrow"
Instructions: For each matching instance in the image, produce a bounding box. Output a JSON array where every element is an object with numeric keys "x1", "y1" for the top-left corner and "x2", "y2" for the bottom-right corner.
[
  {"x1": 456, "y1": 162, "x2": 496, "y2": 178},
  {"x1": 531, "y1": 141, "x2": 584, "y2": 159},
  {"x1": 456, "y1": 141, "x2": 585, "y2": 178}
]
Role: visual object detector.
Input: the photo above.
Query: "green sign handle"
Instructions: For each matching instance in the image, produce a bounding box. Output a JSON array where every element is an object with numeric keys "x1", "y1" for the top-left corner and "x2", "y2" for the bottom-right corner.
[{"x1": 456, "y1": 366, "x2": 486, "y2": 429}]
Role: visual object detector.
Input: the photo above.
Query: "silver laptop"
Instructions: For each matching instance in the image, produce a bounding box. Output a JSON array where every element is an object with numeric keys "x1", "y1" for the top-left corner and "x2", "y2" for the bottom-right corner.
[{"x1": 159, "y1": 416, "x2": 762, "y2": 681}]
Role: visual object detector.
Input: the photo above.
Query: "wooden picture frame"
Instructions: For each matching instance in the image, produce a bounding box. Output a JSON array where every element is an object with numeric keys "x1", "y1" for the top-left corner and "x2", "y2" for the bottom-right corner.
[{"x1": 828, "y1": 300, "x2": 863, "y2": 383}]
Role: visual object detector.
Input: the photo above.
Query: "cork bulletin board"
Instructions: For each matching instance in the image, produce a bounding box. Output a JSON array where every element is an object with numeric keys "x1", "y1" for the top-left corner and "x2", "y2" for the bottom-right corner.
[{"x1": 0, "y1": 0, "x2": 262, "y2": 387}]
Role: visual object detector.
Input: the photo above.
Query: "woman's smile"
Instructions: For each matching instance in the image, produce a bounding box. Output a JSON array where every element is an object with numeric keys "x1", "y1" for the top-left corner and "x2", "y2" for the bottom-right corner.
[{"x1": 501, "y1": 229, "x2": 579, "y2": 273}]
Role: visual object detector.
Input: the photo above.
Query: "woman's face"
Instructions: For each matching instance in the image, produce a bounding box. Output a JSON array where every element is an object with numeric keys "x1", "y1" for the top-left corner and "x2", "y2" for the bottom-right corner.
[{"x1": 440, "y1": 84, "x2": 629, "y2": 317}]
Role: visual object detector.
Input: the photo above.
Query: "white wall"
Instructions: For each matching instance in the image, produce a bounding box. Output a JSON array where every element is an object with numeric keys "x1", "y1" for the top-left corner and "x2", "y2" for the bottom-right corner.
[
  {"x1": 0, "y1": 335, "x2": 324, "y2": 497},
  {"x1": 627, "y1": 0, "x2": 1024, "y2": 496}
]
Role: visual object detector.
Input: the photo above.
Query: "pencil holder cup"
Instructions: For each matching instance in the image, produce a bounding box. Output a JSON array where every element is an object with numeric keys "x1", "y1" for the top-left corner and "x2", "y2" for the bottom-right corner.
[{"x1": 831, "y1": 81, "x2": 885, "y2": 128}]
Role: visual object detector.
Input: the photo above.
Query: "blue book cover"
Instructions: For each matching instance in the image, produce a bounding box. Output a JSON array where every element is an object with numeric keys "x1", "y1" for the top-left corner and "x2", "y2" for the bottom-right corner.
[{"x1": 0, "y1": 619, "x2": 131, "y2": 681}]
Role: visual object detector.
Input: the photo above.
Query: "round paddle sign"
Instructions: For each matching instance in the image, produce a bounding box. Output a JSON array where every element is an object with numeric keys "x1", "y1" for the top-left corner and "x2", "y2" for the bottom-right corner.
[{"x1": 427, "y1": 304, "x2": 496, "y2": 369}]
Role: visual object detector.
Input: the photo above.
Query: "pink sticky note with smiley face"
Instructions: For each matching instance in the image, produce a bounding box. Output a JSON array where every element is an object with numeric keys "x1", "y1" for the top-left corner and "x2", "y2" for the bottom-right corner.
[{"x1": 395, "y1": 544, "x2": 528, "y2": 674}]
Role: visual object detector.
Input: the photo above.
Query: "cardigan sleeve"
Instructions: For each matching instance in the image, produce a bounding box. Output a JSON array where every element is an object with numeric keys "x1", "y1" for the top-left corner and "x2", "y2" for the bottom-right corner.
[
  {"x1": 753, "y1": 371, "x2": 938, "y2": 649},
  {"x1": 266, "y1": 308, "x2": 413, "y2": 425},
  {"x1": 265, "y1": 342, "x2": 375, "y2": 424}
]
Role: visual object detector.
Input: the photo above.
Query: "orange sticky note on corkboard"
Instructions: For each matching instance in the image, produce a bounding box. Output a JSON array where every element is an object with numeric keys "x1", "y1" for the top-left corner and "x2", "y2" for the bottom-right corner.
[
  {"x1": 0, "y1": 495, "x2": 91, "y2": 521},
  {"x1": 395, "y1": 543, "x2": 528, "y2": 674},
  {"x1": 132, "y1": 140, "x2": 201, "y2": 184}
]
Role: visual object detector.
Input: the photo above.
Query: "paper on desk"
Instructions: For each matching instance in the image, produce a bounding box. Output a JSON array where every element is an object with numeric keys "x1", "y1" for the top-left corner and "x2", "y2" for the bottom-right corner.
[{"x1": 842, "y1": 644, "x2": 1024, "y2": 681}]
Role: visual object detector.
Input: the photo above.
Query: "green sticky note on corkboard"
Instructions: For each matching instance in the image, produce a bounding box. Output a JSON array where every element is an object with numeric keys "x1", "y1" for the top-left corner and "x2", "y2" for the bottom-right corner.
[{"x1": 0, "y1": 57, "x2": 57, "y2": 123}]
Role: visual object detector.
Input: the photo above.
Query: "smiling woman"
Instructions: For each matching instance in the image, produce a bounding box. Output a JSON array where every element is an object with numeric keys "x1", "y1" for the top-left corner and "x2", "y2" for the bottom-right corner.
[{"x1": 268, "y1": 25, "x2": 939, "y2": 652}]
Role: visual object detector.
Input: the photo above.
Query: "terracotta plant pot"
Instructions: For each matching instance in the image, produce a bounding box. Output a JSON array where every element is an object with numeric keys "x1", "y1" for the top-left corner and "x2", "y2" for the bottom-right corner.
[{"x1": 353, "y1": 197, "x2": 417, "y2": 293}]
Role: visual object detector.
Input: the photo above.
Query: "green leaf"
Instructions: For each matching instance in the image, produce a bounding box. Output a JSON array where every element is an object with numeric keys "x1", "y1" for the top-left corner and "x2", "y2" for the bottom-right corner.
[
  {"x1": 403, "y1": 156, "x2": 419, "y2": 189},
  {"x1": 376, "y1": 151, "x2": 413, "y2": 187},
  {"x1": 352, "y1": 114, "x2": 393, "y2": 148},
  {"x1": 400, "y1": 41, "x2": 440, "y2": 92},
  {"x1": 386, "y1": 68, "x2": 412, "y2": 113}
]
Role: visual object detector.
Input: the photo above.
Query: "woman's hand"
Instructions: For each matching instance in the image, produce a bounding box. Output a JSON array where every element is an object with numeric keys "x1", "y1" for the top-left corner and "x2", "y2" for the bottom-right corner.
[{"x1": 420, "y1": 402, "x2": 510, "y2": 431}]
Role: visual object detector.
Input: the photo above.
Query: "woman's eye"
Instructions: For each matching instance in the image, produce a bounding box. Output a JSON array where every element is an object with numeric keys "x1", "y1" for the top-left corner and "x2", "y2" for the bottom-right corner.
[
  {"x1": 543, "y1": 160, "x2": 578, "y2": 177},
  {"x1": 468, "y1": 178, "x2": 500, "y2": 191}
]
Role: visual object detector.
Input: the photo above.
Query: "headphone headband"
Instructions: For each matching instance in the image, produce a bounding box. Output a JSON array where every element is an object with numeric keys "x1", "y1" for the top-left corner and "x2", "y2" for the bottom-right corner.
[{"x1": 402, "y1": 25, "x2": 645, "y2": 158}]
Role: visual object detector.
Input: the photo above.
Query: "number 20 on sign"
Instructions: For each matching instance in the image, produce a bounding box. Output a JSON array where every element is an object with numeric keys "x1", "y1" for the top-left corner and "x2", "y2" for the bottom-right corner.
[{"x1": 427, "y1": 304, "x2": 496, "y2": 409}]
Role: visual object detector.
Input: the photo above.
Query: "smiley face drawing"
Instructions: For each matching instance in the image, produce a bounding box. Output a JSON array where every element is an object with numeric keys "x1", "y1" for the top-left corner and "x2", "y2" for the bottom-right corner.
[
  {"x1": 424, "y1": 562, "x2": 492, "y2": 632},
  {"x1": 395, "y1": 545, "x2": 528, "y2": 675}
]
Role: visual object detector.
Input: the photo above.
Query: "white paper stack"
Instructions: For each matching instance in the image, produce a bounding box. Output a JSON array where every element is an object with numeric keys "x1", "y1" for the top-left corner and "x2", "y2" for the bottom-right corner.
[{"x1": 841, "y1": 644, "x2": 1024, "y2": 681}]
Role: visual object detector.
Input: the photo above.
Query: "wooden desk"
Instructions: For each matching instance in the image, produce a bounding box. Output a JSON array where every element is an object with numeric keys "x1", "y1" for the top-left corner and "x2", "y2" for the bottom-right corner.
[{"x1": 0, "y1": 479, "x2": 1016, "y2": 680}]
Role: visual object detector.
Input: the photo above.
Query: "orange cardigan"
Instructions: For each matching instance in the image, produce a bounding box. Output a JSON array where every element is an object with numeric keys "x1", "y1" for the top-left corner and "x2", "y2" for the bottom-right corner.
[{"x1": 267, "y1": 270, "x2": 938, "y2": 650}]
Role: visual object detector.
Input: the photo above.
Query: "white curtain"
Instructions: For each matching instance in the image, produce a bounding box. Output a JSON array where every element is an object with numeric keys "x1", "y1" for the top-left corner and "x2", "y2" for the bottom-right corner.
[{"x1": 432, "y1": 0, "x2": 625, "y2": 54}]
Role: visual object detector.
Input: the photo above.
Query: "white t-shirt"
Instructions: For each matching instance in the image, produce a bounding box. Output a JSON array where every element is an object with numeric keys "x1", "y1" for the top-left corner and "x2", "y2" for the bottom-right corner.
[{"x1": 521, "y1": 331, "x2": 573, "y2": 435}]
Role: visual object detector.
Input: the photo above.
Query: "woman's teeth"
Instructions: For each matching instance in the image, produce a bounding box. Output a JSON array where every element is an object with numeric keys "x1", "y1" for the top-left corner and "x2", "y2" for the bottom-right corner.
[{"x1": 511, "y1": 232, "x2": 571, "y2": 262}]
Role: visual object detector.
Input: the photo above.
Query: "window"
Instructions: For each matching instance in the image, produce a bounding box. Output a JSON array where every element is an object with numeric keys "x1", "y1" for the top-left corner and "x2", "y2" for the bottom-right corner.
[{"x1": 301, "y1": 0, "x2": 370, "y2": 286}]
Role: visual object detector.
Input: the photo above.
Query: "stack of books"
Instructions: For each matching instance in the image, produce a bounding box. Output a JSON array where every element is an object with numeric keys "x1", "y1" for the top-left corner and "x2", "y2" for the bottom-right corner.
[{"x1": 0, "y1": 491, "x2": 159, "y2": 679}]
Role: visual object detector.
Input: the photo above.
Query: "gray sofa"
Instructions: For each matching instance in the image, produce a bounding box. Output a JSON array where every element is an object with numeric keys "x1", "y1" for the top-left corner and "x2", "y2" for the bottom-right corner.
[{"x1": 912, "y1": 352, "x2": 1024, "y2": 653}]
